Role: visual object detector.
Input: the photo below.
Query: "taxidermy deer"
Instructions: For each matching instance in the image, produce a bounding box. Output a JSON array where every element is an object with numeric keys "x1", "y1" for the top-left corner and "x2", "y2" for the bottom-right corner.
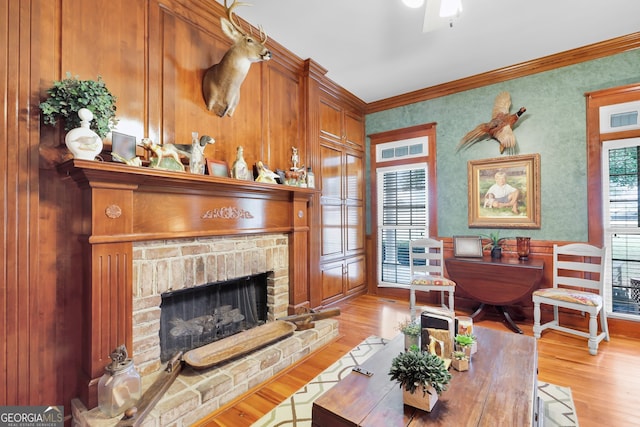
[{"x1": 203, "y1": 0, "x2": 271, "y2": 117}]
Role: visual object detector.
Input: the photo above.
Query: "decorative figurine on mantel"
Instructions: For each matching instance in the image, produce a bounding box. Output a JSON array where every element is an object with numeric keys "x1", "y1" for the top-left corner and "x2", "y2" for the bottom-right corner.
[
  {"x1": 140, "y1": 138, "x2": 184, "y2": 171},
  {"x1": 64, "y1": 108, "x2": 103, "y2": 160},
  {"x1": 231, "y1": 146, "x2": 253, "y2": 180},
  {"x1": 255, "y1": 161, "x2": 279, "y2": 184},
  {"x1": 291, "y1": 146, "x2": 300, "y2": 170},
  {"x1": 175, "y1": 132, "x2": 215, "y2": 175},
  {"x1": 286, "y1": 146, "x2": 306, "y2": 186}
]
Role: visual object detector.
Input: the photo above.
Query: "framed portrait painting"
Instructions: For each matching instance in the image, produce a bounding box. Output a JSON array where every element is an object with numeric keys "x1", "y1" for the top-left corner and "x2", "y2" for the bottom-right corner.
[{"x1": 468, "y1": 153, "x2": 540, "y2": 229}]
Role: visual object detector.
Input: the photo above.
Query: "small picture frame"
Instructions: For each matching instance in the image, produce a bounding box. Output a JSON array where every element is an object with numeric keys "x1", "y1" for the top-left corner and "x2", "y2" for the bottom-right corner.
[
  {"x1": 207, "y1": 159, "x2": 229, "y2": 177},
  {"x1": 111, "y1": 131, "x2": 137, "y2": 162},
  {"x1": 453, "y1": 235, "x2": 483, "y2": 257}
]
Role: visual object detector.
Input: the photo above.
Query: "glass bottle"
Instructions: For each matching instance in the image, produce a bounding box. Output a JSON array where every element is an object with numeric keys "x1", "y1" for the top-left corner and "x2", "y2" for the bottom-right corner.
[
  {"x1": 306, "y1": 167, "x2": 315, "y2": 188},
  {"x1": 97, "y1": 345, "x2": 141, "y2": 418}
]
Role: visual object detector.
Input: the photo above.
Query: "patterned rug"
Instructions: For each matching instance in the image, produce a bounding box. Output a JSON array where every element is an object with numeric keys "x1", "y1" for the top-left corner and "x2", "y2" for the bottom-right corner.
[{"x1": 252, "y1": 336, "x2": 578, "y2": 427}]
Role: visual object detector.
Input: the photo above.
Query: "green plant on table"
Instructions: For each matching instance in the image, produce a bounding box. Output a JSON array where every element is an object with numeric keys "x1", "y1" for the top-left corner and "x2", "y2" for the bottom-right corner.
[
  {"x1": 388, "y1": 347, "x2": 452, "y2": 397},
  {"x1": 397, "y1": 319, "x2": 421, "y2": 336},
  {"x1": 481, "y1": 231, "x2": 507, "y2": 251},
  {"x1": 452, "y1": 350, "x2": 468, "y2": 360},
  {"x1": 39, "y1": 72, "x2": 117, "y2": 138},
  {"x1": 454, "y1": 334, "x2": 476, "y2": 348}
]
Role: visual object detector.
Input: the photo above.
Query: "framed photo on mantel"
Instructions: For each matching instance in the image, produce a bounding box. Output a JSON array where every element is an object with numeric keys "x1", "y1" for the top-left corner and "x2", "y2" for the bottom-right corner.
[{"x1": 468, "y1": 153, "x2": 541, "y2": 229}]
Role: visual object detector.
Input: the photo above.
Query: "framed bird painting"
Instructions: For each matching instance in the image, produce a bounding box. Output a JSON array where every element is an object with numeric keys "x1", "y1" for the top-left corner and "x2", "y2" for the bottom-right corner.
[{"x1": 467, "y1": 154, "x2": 540, "y2": 229}]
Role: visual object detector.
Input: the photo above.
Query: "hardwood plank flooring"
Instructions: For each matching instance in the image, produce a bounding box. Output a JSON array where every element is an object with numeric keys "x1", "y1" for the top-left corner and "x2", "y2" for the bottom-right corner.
[{"x1": 195, "y1": 294, "x2": 640, "y2": 427}]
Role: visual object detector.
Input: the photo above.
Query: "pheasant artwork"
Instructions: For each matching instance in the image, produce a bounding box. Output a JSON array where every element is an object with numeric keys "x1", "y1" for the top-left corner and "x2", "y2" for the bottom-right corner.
[{"x1": 456, "y1": 92, "x2": 526, "y2": 154}]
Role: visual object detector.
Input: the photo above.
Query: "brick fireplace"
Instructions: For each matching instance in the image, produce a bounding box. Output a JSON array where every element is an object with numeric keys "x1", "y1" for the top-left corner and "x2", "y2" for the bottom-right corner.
[
  {"x1": 61, "y1": 160, "x2": 331, "y2": 425},
  {"x1": 71, "y1": 234, "x2": 338, "y2": 426},
  {"x1": 131, "y1": 234, "x2": 291, "y2": 376}
]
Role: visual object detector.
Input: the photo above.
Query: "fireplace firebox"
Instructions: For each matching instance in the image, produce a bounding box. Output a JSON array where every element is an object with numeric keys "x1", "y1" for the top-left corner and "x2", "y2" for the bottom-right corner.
[{"x1": 159, "y1": 272, "x2": 270, "y2": 362}]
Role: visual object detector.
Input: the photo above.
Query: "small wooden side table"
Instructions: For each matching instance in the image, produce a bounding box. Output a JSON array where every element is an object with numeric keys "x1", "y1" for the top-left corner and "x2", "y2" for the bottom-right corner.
[{"x1": 445, "y1": 256, "x2": 544, "y2": 333}]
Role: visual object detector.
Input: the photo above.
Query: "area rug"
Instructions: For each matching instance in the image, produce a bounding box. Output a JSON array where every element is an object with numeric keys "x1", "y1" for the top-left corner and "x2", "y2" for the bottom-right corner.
[
  {"x1": 251, "y1": 336, "x2": 389, "y2": 427},
  {"x1": 252, "y1": 337, "x2": 578, "y2": 427},
  {"x1": 538, "y1": 381, "x2": 579, "y2": 427}
]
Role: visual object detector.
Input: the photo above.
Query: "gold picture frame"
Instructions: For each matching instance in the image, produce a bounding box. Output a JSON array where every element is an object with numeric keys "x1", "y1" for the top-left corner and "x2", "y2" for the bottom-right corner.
[{"x1": 468, "y1": 153, "x2": 540, "y2": 229}]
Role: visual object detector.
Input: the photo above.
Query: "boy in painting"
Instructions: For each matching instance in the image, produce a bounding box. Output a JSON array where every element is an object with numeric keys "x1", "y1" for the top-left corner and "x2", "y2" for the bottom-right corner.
[{"x1": 485, "y1": 171, "x2": 519, "y2": 214}]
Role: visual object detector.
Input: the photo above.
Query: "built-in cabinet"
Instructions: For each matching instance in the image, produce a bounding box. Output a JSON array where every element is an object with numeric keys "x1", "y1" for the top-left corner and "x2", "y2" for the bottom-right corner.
[{"x1": 317, "y1": 94, "x2": 366, "y2": 304}]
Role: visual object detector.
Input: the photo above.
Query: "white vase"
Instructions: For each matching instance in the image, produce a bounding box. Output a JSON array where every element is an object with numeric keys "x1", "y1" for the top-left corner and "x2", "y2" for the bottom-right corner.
[
  {"x1": 65, "y1": 108, "x2": 103, "y2": 160},
  {"x1": 402, "y1": 385, "x2": 438, "y2": 412}
]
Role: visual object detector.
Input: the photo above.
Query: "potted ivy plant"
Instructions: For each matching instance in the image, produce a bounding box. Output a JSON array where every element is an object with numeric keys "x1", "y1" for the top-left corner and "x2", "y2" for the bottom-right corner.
[
  {"x1": 388, "y1": 345, "x2": 452, "y2": 412},
  {"x1": 39, "y1": 72, "x2": 117, "y2": 140},
  {"x1": 482, "y1": 231, "x2": 507, "y2": 259},
  {"x1": 398, "y1": 319, "x2": 421, "y2": 350}
]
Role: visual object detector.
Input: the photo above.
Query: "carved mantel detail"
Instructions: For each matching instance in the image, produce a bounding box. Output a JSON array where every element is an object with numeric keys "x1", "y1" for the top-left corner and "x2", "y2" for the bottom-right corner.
[{"x1": 202, "y1": 206, "x2": 255, "y2": 219}]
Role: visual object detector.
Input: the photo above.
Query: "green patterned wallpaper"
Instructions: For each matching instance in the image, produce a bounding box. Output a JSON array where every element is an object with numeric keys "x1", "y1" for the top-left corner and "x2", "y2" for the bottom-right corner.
[{"x1": 365, "y1": 50, "x2": 640, "y2": 241}]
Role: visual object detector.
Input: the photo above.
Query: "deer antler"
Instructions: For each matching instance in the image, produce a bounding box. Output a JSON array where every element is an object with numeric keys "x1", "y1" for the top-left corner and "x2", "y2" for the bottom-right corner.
[{"x1": 224, "y1": 0, "x2": 249, "y2": 36}]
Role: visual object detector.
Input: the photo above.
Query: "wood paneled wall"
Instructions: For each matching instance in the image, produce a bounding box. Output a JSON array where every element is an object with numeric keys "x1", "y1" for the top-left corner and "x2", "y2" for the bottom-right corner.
[{"x1": 2, "y1": 0, "x2": 328, "y2": 416}]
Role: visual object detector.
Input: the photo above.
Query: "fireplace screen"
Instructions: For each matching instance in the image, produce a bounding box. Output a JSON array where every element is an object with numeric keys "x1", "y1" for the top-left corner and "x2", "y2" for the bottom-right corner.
[{"x1": 159, "y1": 272, "x2": 269, "y2": 362}]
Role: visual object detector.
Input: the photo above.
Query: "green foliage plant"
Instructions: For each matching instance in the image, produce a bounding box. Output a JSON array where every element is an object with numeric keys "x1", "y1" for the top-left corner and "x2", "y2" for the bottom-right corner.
[
  {"x1": 388, "y1": 347, "x2": 452, "y2": 397},
  {"x1": 452, "y1": 350, "x2": 468, "y2": 360},
  {"x1": 482, "y1": 231, "x2": 507, "y2": 251},
  {"x1": 39, "y1": 72, "x2": 117, "y2": 139},
  {"x1": 454, "y1": 333, "x2": 476, "y2": 348},
  {"x1": 397, "y1": 319, "x2": 421, "y2": 336}
]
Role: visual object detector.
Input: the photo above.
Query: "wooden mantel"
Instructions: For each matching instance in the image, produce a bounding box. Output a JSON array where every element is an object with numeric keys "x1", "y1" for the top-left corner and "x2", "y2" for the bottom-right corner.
[{"x1": 58, "y1": 159, "x2": 315, "y2": 408}]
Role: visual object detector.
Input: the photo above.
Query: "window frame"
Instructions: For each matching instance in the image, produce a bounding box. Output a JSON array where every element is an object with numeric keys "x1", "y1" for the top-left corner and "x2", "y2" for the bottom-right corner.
[
  {"x1": 369, "y1": 123, "x2": 438, "y2": 288},
  {"x1": 586, "y1": 84, "x2": 640, "y2": 322}
]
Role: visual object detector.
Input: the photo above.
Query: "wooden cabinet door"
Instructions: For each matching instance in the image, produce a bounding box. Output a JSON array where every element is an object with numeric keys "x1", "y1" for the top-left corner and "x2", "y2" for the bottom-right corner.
[
  {"x1": 321, "y1": 261, "x2": 344, "y2": 301},
  {"x1": 345, "y1": 151, "x2": 364, "y2": 254},
  {"x1": 319, "y1": 98, "x2": 342, "y2": 143},
  {"x1": 320, "y1": 143, "x2": 344, "y2": 259},
  {"x1": 344, "y1": 110, "x2": 364, "y2": 149},
  {"x1": 346, "y1": 255, "x2": 366, "y2": 293}
]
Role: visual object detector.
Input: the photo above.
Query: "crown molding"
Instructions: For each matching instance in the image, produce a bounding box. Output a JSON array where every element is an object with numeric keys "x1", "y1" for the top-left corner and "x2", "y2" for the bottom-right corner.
[{"x1": 366, "y1": 32, "x2": 640, "y2": 114}]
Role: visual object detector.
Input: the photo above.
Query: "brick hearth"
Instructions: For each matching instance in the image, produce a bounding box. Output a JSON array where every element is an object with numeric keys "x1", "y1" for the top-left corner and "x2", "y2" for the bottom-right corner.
[{"x1": 71, "y1": 234, "x2": 339, "y2": 426}]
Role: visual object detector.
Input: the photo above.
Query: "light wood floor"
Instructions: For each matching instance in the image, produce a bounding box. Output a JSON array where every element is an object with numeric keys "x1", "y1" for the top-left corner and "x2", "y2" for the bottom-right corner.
[{"x1": 196, "y1": 294, "x2": 640, "y2": 427}]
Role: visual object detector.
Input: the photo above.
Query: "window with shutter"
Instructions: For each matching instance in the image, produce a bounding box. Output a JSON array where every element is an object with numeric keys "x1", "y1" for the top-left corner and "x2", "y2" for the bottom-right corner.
[{"x1": 602, "y1": 137, "x2": 640, "y2": 317}]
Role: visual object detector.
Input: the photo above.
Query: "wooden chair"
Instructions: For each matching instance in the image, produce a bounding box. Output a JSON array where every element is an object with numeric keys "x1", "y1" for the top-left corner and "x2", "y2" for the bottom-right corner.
[
  {"x1": 533, "y1": 243, "x2": 610, "y2": 355},
  {"x1": 408, "y1": 238, "x2": 456, "y2": 320}
]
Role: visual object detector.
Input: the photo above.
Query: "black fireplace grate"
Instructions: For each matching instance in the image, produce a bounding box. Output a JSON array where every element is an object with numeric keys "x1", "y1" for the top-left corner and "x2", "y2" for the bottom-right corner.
[{"x1": 159, "y1": 272, "x2": 269, "y2": 362}]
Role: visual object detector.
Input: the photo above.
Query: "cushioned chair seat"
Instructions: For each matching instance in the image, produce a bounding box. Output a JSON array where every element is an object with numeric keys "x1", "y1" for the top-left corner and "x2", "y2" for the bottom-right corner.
[
  {"x1": 411, "y1": 275, "x2": 456, "y2": 287},
  {"x1": 532, "y1": 288, "x2": 601, "y2": 307}
]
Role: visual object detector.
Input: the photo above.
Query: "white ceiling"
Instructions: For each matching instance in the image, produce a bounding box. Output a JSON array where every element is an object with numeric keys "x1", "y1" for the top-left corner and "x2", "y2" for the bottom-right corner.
[{"x1": 220, "y1": 0, "x2": 640, "y2": 103}]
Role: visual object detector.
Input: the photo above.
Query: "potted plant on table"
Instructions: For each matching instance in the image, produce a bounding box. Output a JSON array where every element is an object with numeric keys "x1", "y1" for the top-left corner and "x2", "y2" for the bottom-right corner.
[
  {"x1": 454, "y1": 333, "x2": 477, "y2": 358},
  {"x1": 388, "y1": 345, "x2": 452, "y2": 412},
  {"x1": 451, "y1": 350, "x2": 469, "y2": 372},
  {"x1": 398, "y1": 319, "x2": 421, "y2": 351},
  {"x1": 482, "y1": 231, "x2": 507, "y2": 259},
  {"x1": 39, "y1": 72, "x2": 117, "y2": 160}
]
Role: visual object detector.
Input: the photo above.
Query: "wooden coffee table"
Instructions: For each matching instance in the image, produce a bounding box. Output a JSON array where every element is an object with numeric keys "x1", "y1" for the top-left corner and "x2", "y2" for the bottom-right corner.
[{"x1": 312, "y1": 326, "x2": 540, "y2": 427}]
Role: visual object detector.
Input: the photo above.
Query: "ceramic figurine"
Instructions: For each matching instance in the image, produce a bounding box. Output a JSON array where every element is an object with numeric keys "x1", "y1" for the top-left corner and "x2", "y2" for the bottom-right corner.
[
  {"x1": 140, "y1": 138, "x2": 184, "y2": 171},
  {"x1": 65, "y1": 108, "x2": 103, "y2": 160},
  {"x1": 291, "y1": 146, "x2": 299, "y2": 170},
  {"x1": 255, "y1": 161, "x2": 279, "y2": 184},
  {"x1": 231, "y1": 146, "x2": 253, "y2": 180}
]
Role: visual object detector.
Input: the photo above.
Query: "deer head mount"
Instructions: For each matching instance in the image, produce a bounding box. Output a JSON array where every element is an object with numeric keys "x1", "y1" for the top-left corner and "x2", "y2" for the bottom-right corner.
[{"x1": 203, "y1": 0, "x2": 271, "y2": 117}]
